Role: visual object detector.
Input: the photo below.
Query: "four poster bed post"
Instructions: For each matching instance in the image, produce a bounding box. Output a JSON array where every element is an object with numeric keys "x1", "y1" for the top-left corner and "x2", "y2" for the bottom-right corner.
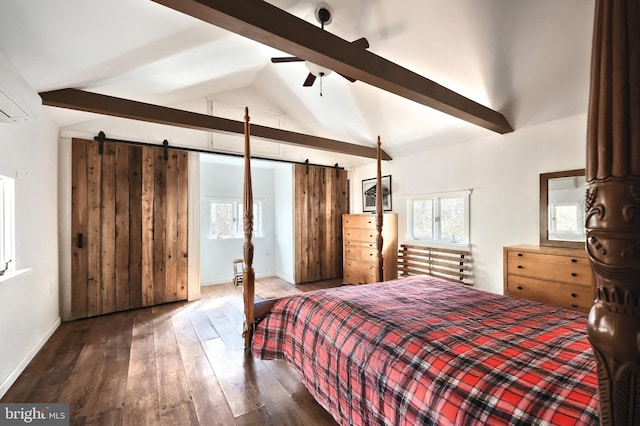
[
  {"x1": 240, "y1": 0, "x2": 640, "y2": 421},
  {"x1": 240, "y1": 108, "x2": 386, "y2": 347},
  {"x1": 585, "y1": 0, "x2": 640, "y2": 424},
  {"x1": 375, "y1": 136, "x2": 384, "y2": 283},
  {"x1": 242, "y1": 107, "x2": 256, "y2": 349}
]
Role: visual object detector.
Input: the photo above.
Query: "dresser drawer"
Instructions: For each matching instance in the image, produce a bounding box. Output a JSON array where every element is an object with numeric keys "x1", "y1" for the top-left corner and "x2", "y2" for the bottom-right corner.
[
  {"x1": 507, "y1": 250, "x2": 591, "y2": 268},
  {"x1": 506, "y1": 275, "x2": 594, "y2": 313},
  {"x1": 507, "y1": 254, "x2": 593, "y2": 286},
  {"x1": 344, "y1": 228, "x2": 378, "y2": 242},
  {"x1": 343, "y1": 215, "x2": 377, "y2": 230},
  {"x1": 344, "y1": 259, "x2": 377, "y2": 285},
  {"x1": 344, "y1": 244, "x2": 378, "y2": 261}
]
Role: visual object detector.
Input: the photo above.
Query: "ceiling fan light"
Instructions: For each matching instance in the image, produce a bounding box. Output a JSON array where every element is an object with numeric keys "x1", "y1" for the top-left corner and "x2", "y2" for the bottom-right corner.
[{"x1": 305, "y1": 61, "x2": 333, "y2": 77}]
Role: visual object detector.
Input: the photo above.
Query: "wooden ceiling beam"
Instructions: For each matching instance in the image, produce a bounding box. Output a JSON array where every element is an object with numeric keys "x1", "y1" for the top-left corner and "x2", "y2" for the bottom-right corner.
[
  {"x1": 151, "y1": 0, "x2": 513, "y2": 134},
  {"x1": 39, "y1": 88, "x2": 391, "y2": 160}
]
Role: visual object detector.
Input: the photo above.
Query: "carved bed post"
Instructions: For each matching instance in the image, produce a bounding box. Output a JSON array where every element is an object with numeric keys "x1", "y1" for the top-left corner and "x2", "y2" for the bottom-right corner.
[
  {"x1": 375, "y1": 136, "x2": 384, "y2": 283},
  {"x1": 242, "y1": 106, "x2": 256, "y2": 349},
  {"x1": 585, "y1": 1, "x2": 640, "y2": 424}
]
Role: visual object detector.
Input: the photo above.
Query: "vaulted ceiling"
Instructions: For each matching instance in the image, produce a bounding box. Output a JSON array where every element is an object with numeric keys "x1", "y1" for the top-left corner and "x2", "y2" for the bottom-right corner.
[{"x1": 0, "y1": 0, "x2": 595, "y2": 164}]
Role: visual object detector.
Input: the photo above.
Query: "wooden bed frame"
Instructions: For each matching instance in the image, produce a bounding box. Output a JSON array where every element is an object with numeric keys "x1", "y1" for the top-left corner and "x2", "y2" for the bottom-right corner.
[{"x1": 240, "y1": 1, "x2": 639, "y2": 423}]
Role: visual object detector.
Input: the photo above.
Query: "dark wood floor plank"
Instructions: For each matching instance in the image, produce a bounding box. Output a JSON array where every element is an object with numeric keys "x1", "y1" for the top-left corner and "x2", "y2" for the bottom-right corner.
[
  {"x1": 124, "y1": 309, "x2": 160, "y2": 426},
  {"x1": 2, "y1": 277, "x2": 338, "y2": 426},
  {"x1": 234, "y1": 406, "x2": 274, "y2": 426},
  {"x1": 201, "y1": 338, "x2": 262, "y2": 417},
  {"x1": 153, "y1": 304, "x2": 199, "y2": 426},
  {"x1": 3, "y1": 320, "x2": 95, "y2": 403},
  {"x1": 252, "y1": 357, "x2": 337, "y2": 425},
  {"x1": 80, "y1": 407, "x2": 124, "y2": 426}
]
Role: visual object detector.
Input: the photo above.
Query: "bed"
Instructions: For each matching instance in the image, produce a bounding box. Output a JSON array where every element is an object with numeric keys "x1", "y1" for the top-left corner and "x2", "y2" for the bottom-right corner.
[
  {"x1": 252, "y1": 275, "x2": 599, "y2": 425},
  {"x1": 238, "y1": 1, "x2": 639, "y2": 424}
]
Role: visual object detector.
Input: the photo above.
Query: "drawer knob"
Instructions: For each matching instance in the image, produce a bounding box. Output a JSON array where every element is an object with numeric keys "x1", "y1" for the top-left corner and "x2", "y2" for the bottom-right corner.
[
  {"x1": 517, "y1": 253, "x2": 523, "y2": 257},
  {"x1": 571, "y1": 259, "x2": 577, "y2": 263},
  {"x1": 517, "y1": 285, "x2": 523, "y2": 290},
  {"x1": 517, "y1": 265, "x2": 523, "y2": 269},
  {"x1": 571, "y1": 293, "x2": 578, "y2": 298},
  {"x1": 571, "y1": 272, "x2": 577, "y2": 277}
]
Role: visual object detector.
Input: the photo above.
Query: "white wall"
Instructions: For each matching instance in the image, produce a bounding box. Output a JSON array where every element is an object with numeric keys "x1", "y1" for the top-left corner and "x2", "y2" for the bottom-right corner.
[
  {"x1": 351, "y1": 113, "x2": 588, "y2": 295},
  {"x1": 0, "y1": 117, "x2": 60, "y2": 398},
  {"x1": 273, "y1": 164, "x2": 294, "y2": 282},
  {"x1": 199, "y1": 159, "x2": 277, "y2": 284}
]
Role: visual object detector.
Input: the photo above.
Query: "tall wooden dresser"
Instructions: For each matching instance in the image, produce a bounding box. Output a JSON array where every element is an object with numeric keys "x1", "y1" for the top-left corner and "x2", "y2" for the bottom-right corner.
[
  {"x1": 503, "y1": 245, "x2": 594, "y2": 313},
  {"x1": 343, "y1": 214, "x2": 398, "y2": 285}
]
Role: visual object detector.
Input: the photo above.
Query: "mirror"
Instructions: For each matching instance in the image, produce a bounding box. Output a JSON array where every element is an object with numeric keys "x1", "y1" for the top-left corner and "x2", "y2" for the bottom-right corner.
[{"x1": 539, "y1": 169, "x2": 586, "y2": 249}]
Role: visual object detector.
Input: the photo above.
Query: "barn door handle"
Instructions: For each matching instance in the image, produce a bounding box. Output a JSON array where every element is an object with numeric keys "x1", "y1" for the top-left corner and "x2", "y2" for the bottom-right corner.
[{"x1": 77, "y1": 233, "x2": 84, "y2": 249}]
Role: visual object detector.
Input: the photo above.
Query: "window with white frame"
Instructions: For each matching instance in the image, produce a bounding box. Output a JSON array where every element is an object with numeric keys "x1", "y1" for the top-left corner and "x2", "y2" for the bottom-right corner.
[
  {"x1": 407, "y1": 190, "x2": 470, "y2": 244},
  {"x1": 549, "y1": 202, "x2": 584, "y2": 241},
  {"x1": 0, "y1": 174, "x2": 15, "y2": 275},
  {"x1": 208, "y1": 199, "x2": 263, "y2": 239}
]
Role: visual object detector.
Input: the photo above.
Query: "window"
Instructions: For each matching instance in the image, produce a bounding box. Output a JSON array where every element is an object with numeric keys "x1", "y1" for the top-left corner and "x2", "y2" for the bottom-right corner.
[
  {"x1": 208, "y1": 199, "x2": 262, "y2": 239},
  {"x1": 408, "y1": 190, "x2": 470, "y2": 244},
  {"x1": 549, "y1": 202, "x2": 585, "y2": 241},
  {"x1": 0, "y1": 174, "x2": 15, "y2": 275}
]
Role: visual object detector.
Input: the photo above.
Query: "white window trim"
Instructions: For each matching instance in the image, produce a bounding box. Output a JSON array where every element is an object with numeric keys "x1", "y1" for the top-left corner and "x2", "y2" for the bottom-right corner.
[
  {"x1": 206, "y1": 198, "x2": 264, "y2": 240},
  {"x1": 0, "y1": 172, "x2": 16, "y2": 276},
  {"x1": 406, "y1": 189, "x2": 471, "y2": 246},
  {"x1": 548, "y1": 200, "x2": 585, "y2": 241}
]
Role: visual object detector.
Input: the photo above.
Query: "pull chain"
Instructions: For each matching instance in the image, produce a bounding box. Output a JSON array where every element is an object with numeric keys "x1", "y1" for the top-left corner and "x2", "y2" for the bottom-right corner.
[{"x1": 319, "y1": 72, "x2": 325, "y2": 97}]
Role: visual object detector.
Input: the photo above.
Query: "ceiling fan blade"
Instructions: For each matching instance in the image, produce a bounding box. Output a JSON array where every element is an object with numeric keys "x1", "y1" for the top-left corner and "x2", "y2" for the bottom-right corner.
[
  {"x1": 271, "y1": 56, "x2": 304, "y2": 63},
  {"x1": 338, "y1": 73, "x2": 356, "y2": 83},
  {"x1": 350, "y1": 37, "x2": 370, "y2": 50},
  {"x1": 303, "y1": 73, "x2": 316, "y2": 87}
]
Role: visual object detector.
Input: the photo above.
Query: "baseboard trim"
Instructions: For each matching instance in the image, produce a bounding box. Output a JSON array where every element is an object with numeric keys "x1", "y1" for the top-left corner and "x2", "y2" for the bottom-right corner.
[{"x1": 0, "y1": 316, "x2": 61, "y2": 399}]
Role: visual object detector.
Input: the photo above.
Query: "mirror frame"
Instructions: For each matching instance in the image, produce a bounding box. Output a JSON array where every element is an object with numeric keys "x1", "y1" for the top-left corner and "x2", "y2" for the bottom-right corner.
[{"x1": 539, "y1": 168, "x2": 586, "y2": 249}]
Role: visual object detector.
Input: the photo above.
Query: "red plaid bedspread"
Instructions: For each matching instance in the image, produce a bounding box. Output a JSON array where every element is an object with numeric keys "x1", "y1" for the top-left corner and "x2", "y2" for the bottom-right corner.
[{"x1": 252, "y1": 275, "x2": 599, "y2": 425}]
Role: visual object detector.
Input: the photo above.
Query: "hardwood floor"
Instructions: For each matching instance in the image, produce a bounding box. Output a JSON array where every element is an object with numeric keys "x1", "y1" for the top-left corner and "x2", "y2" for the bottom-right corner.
[{"x1": 1, "y1": 277, "x2": 344, "y2": 425}]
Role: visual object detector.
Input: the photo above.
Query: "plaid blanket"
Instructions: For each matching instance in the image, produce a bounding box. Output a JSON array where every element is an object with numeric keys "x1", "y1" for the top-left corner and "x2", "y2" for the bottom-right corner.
[{"x1": 252, "y1": 275, "x2": 599, "y2": 425}]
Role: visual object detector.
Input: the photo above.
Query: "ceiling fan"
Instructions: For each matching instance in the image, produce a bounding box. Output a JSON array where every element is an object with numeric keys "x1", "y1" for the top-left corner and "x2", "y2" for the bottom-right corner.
[{"x1": 270, "y1": 5, "x2": 370, "y2": 93}]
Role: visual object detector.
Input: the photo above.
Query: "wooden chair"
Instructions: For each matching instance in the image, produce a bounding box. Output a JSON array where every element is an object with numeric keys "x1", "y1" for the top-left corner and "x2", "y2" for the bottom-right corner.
[{"x1": 232, "y1": 258, "x2": 244, "y2": 288}]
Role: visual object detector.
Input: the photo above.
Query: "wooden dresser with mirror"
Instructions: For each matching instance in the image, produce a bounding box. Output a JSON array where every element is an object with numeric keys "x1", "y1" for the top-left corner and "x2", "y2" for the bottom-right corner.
[{"x1": 504, "y1": 169, "x2": 594, "y2": 313}]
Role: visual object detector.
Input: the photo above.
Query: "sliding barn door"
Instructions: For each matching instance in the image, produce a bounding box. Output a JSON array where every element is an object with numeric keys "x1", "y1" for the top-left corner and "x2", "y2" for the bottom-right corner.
[
  {"x1": 71, "y1": 138, "x2": 188, "y2": 319},
  {"x1": 294, "y1": 164, "x2": 348, "y2": 283}
]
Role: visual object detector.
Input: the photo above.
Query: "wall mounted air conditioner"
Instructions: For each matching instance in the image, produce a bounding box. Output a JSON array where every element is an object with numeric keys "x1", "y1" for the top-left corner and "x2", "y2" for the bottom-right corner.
[{"x1": 0, "y1": 50, "x2": 41, "y2": 123}]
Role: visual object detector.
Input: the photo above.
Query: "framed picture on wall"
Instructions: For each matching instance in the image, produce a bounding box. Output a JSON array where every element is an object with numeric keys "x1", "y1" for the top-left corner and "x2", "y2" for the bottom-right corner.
[{"x1": 362, "y1": 175, "x2": 392, "y2": 212}]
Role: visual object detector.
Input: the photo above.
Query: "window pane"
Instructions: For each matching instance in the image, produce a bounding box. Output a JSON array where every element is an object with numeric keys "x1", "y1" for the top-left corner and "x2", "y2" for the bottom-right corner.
[
  {"x1": 552, "y1": 205, "x2": 580, "y2": 234},
  {"x1": 412, "y1": 199, "x2": 433, "y2": 239},
  {"x1": 439, "y1": 197, "x2": 465, "y2": 242},
  {"x1": 210, "y1": 202, "x2": 234, "y2": 238}
]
